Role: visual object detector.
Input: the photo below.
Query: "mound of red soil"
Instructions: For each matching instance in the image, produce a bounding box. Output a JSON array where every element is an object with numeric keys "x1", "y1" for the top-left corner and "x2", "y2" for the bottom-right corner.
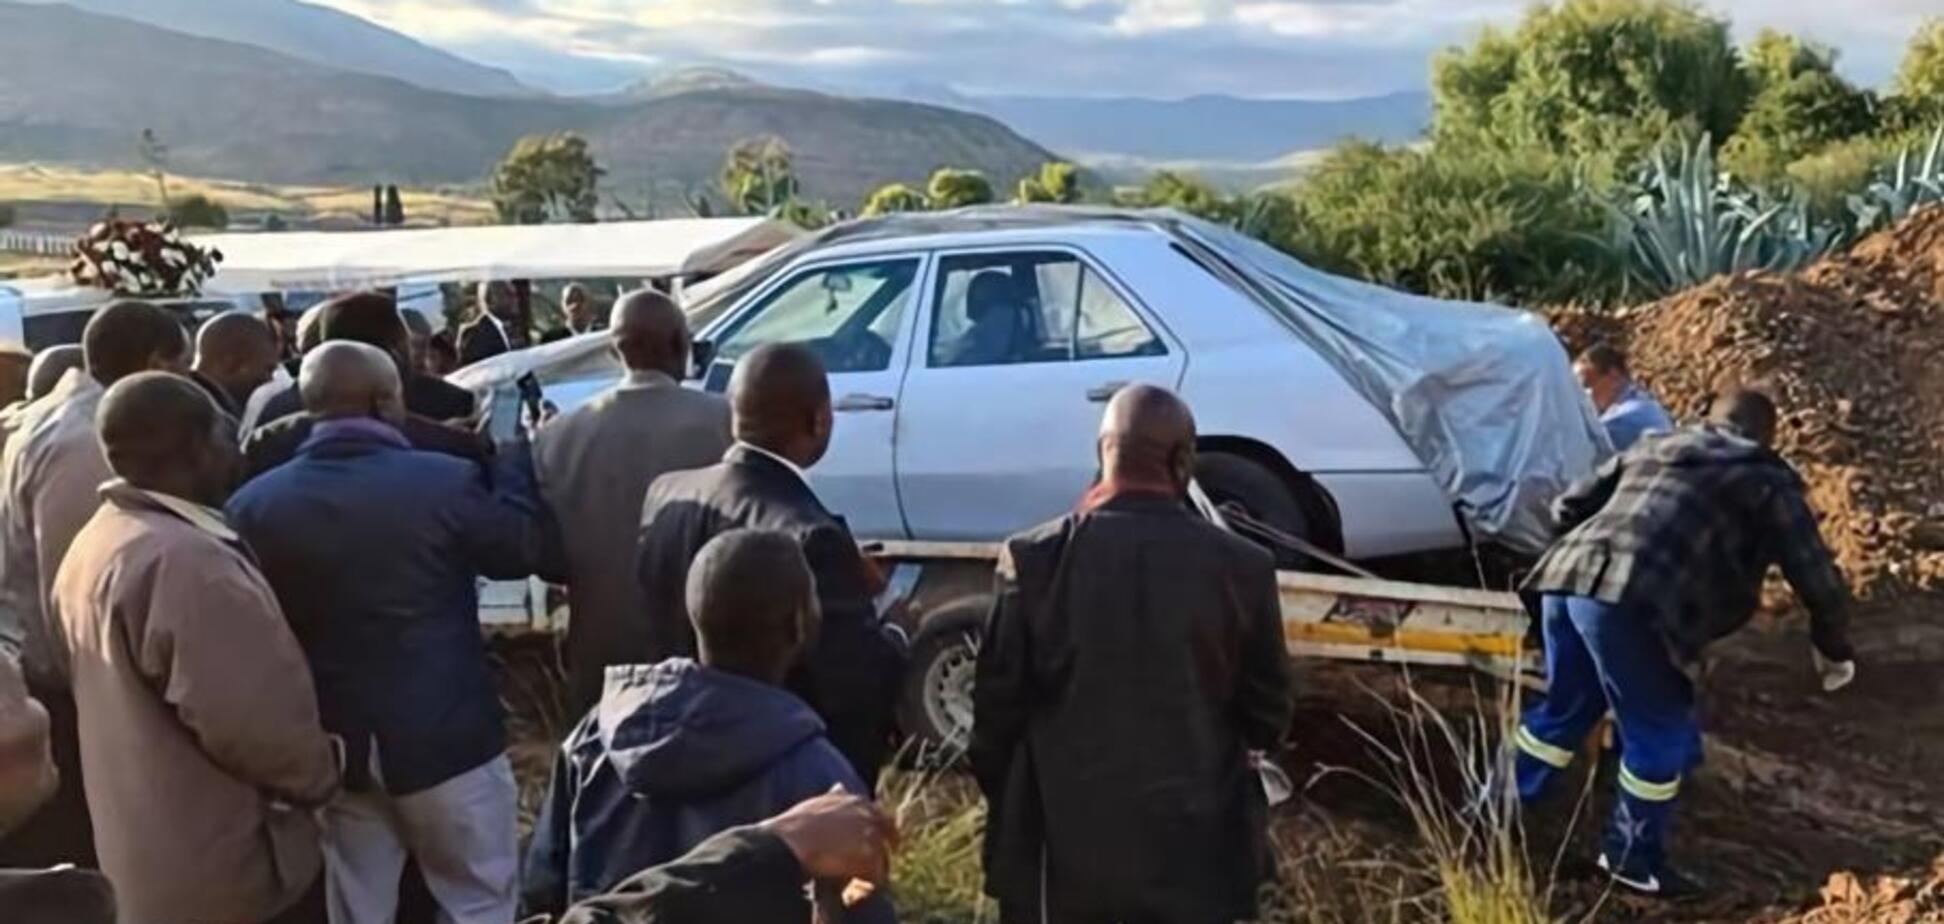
[{"x1": 1553, "y1": 206, "x2": 1944, "y2": 602}]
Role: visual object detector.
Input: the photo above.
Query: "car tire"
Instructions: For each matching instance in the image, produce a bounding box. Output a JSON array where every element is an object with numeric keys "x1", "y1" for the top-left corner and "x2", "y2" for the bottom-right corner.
[
  {"x1": 1197, "y1": 452, "x2": 1313, "y2": 569},
  {"x1": 896, "y1": 602, "x2": 987, "y2": 765}
]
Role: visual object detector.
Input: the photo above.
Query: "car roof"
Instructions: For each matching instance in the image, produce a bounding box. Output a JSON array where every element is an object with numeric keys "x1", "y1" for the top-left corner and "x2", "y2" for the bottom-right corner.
[{"x1": 777, "y1": 205, "x2": 1187, "y2": 263}]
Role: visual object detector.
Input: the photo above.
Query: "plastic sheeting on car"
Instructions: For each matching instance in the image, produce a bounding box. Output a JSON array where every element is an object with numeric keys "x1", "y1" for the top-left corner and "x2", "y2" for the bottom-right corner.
[{"x1": 1168, "y1": 214, "x2": 1609, "y2": 554}]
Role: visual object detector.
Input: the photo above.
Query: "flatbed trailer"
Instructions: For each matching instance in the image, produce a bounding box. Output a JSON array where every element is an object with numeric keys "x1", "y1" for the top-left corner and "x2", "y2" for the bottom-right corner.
[
  {"x1": 480, "y1": 540, "x2": 1537, "y2": 751},
  {"x1": 863, "y1": 539, "x2": 1536, "y2": 749}
]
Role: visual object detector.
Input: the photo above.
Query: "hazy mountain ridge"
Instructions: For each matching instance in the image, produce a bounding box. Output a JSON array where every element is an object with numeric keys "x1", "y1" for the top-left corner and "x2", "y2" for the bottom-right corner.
[
  {"x1": 0, "y1": 4, "x2": 1060, "y2": 209},
  {"x1": 7, "y1": 0, "x2": 536, "y2": 98}
]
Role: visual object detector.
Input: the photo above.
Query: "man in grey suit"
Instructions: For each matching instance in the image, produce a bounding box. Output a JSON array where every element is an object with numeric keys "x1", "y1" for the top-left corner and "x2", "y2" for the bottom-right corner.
[{"x1": 535, "y1": 290, "x2": 732, "y2": 714}]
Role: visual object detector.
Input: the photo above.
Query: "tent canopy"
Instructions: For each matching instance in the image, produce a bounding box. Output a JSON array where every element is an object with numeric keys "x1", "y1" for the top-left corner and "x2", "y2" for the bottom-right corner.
[{"x1": 192, "y1": 217, "x2": 801, "y2": 296}]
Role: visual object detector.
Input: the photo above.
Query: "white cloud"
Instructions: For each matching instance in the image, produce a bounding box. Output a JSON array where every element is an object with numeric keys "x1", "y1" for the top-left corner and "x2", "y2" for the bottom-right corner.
[{"x1": 309, "y1": 0, "x2": 1934, "y2": 97}]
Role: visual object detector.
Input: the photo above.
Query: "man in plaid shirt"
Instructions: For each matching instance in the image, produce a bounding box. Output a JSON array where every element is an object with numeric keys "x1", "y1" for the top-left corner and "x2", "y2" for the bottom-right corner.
[{"x1": 1515, "y1": 388, "x2": 1857, "y2": 898}]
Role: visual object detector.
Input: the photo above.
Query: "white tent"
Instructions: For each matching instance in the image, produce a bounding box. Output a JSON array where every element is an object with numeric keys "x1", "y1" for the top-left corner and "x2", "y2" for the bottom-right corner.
[{"x1": 192, "y1": 218, "x2": 801, "y2": 296}]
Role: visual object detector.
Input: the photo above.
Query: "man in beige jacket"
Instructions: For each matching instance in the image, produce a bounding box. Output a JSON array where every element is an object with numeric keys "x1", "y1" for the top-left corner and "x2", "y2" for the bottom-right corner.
[
  {"x1": 534, "y1": 289, "x2": 731, "y2": 714},
  {"x1": 54, "y1": 372, "x2": 341, "y2": 924},
  {"x1": 0, "y1": 302, "x2": 190, "y2": 870}
]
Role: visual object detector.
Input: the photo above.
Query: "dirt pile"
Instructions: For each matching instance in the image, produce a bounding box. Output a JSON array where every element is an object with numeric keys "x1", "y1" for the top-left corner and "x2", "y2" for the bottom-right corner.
[
  {"x1": 1787, "y1": 857, "x2": 1944, "y2": 923},
  {"x1": 1552, "y1": 206, "x2": 1944, "y2": 601}
]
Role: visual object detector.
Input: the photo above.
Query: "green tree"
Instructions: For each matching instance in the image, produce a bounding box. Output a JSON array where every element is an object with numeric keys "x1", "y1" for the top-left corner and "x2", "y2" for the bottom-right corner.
[
  {"x1": 1887, "y1": 19, "x2": 1944, "y2": 130},
  {"x1": 862, "y1": 182, "x2": 929, "y2": 216},
  {"x1": 1015, "y1": 162, "x2": 1082, "y2": 204},
  {"x1": 1722, "y1": 31, "x2": 1878, "y2": 182},
  {"x1": 0, "y1": 202, "x2": 14, "y2": 229},
  {"x1": 1119, "y1": 171, "x2": 1237, "y2": 223},
  {"x1": 926, "y1": 169, "x2": 994, "y2": 210},
  {"x1": 491, "y1": 133, "x2": 603, "y2": 224},
  {"x1": 1284, "y1": 142, "x2": 1612, "y2": 303},
  {"x1": 383, "y1": 185, "x2": 405, "y2": 226},
  {"x1": 720, "y1": 137, "x2": 800, "y2": 216},
  {"x1": 1431, "y1": 0, "x2": 1749, "y2": 166},
  {"x1": 167, "y1": 194, "x2": 228, "y2": 229}
]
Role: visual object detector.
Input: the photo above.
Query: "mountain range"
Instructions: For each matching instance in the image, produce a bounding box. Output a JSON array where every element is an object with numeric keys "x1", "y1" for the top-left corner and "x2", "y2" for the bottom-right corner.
[
  {"x1": 9, "y1": 0, "x2": 533, "y2": 98},
  {"x1": 0, "y1": 0, "x2": 1434, "y2": 206},
  {"x1": 0, "y1": 2, "x2": 1058, "y2": 210}
]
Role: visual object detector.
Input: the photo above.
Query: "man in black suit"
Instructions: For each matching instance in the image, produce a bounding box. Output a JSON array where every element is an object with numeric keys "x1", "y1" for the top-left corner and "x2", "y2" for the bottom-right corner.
[
  {"x1": 189, "y1": 312, "x2": 281, "y2": 420},
  {"x1": 254, "y1": 300, "x2": 475, "y2": 428},
  {"x1": 457, "y1": 281, "x2": 528, "y2": 367},
  {"x1": 243, "y1": 293, "x2": 488, "y2": 482},
  {"x1": 972, "y1": 385, "x2": 1294, "y2": 924},
  {"x1": 636, "y1": 344, "x2": 906, "y2": 786}
]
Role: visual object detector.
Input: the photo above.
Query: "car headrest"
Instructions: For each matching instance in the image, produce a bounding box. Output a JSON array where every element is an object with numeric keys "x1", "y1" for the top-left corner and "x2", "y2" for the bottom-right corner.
[{"x1": 966, "y1": 271, "x2": 1021, "y2": 323}]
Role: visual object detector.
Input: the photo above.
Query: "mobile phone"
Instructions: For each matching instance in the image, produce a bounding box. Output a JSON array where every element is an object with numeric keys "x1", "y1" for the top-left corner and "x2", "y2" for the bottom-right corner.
[{"x1": 515, "y1": 372, "x2": 545, "y2": 426}]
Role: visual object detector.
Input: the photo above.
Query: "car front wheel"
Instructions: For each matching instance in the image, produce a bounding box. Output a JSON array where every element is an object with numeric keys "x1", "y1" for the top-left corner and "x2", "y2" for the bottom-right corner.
[
  {"x1": 1197, "y1": 451, "x2": 1314, "y2": 569},
  {"x1": 896, "y1": 603, "x2": 986, "y2": 764}
]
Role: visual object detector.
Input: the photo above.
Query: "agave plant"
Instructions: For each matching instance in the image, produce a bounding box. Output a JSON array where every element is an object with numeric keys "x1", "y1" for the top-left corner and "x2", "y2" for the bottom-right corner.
[
  {"x1": 1847, "y1": 124, "x2": 1944, "y2": 233},
  {"x1": 1601, "y1": 134, "x2": 1841, "y2": 298}
]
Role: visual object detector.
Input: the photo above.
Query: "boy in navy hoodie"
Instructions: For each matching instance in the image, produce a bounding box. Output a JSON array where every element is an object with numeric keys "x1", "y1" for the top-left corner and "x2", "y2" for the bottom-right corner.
[{"x1": 522, "y1": 529, "x2": 895, "y2": 922}]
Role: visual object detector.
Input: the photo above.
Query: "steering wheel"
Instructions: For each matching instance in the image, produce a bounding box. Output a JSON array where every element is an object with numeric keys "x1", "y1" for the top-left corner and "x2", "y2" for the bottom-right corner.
[{"x1": 826, "y1": 331, "x2": 891, "y2": 372}]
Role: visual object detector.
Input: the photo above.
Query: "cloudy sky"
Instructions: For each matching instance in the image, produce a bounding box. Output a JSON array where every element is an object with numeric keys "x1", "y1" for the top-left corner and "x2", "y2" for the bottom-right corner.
[{"x1": 310, "y1": 0, "x2": 1936, "y2": 98}]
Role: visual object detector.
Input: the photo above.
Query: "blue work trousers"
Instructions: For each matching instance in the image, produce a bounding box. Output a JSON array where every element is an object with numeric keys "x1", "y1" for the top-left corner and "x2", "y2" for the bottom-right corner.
[{"x1": 1514, "y1": 594, "x2": 1702, "y2": 877}]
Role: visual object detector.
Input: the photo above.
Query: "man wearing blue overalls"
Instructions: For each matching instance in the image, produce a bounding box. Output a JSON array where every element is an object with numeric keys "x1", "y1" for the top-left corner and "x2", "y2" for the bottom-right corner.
[{"x1": 1516, "y1": 388, "x2": 1856, "y2": 897}]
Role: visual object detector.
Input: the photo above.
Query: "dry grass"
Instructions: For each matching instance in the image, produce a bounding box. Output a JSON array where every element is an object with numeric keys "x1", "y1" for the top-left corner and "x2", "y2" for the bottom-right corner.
[
  {"x1": 491, "y1": 635, "x2": 1586, "y2": 924},
  {"x1": 0, "y1": 162, "x2": 495, "y2": 226}
]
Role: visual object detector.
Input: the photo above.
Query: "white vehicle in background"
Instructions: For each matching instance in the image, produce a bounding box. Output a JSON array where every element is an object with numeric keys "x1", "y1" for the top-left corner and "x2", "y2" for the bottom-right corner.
[{"x1": 459, "y1": 207, "x2": 1605, "y2": 565}]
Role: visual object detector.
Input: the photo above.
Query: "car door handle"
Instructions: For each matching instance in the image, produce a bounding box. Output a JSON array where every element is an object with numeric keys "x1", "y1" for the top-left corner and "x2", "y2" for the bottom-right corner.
[
  {"x1": 834, "y1": 393, "x2": 896, "y2": 412},
  {"x1": 1085, "y1": 381, "x2": 1129, "y2": 402}
]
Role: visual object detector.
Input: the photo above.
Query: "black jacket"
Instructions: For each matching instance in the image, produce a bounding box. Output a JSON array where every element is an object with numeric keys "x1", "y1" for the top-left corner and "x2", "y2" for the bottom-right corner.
[
  {"x1": 635, "y1": 445, "x2": 906, "y2": 784},
  {"x1": 552, "y1": 826, "x2": 810, "y2": 924},
  {"x1": 458, "y1": 318, "x2": 524, "y2": 367},
  {"x1": 972, "y1": 492, "x2": 1294, "y2": 923},
  {"x1": 256, "y1": 375, "x2": 475, "y2": 427}
]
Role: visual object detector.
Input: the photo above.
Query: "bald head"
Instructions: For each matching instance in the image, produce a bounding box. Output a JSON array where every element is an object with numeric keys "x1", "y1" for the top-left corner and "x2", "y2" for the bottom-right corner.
[
  {"x1": 1710, "y1": 387, "x2": 1779, "y2": 447},
  {"x1": 686, "y1": 528, "x2": 819, "y2": 682},
  {"x1": 26, "y1": 345, "x2": 84, "y2": 402},
  {"x1": 84, "y1": 301, "x2": 190, "y2": 386},
  {"x1": 1098, "y1": 384, "x2": 1197, "y2": 492},
  {"x1": 609, "y1": 288, "x2": 690, "y2": 378},
  {"x1": 194, "y1": 312, "x2": 280, "y2": 407},
  {"x1": 98, "y1": 371, "x2": 235, "y2": 505},
  {"x1": 728, "y1": 344, "x2": 833, "y2": 468},
  {"x1": 299, "y1": 340, "x2": 405, "y2": 424}
]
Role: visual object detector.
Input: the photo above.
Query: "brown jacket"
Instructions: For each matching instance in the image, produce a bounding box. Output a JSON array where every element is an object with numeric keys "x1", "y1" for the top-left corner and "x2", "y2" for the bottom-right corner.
[
  {"x1": 533, "y1": 370, "x2": 731, "y2": 713},
  {"x1": 53, "y1": 483, "x2": 339, "y2": 924}
]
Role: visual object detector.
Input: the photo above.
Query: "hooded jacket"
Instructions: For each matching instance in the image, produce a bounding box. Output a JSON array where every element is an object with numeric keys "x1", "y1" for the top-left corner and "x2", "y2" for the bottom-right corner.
[{"x1": 522, "y1": 659, "x2": 894, "y2": 923}]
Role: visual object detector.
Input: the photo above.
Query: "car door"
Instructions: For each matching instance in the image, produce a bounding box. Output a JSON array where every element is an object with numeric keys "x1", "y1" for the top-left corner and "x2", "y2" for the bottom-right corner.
[
  {"x1": 702, "y1": 253, "x2": 927, "y2": 539},
  {"x1": 895, "y1": 247, "x2": 1186, "y2": 540}
]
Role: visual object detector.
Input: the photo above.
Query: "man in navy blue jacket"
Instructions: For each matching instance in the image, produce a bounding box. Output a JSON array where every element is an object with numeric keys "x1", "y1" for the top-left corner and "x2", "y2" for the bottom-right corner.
[
  {"x1": 229, "y1": 341, "x2": 560, "y2": 924},
  {"x1": 523, "y1": 529, "x2": 895, "y2": 924}
]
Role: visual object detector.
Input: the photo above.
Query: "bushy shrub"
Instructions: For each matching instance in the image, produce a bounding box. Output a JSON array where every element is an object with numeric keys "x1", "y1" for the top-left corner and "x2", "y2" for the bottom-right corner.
[
  {"x1": 1283, "y1": 142, "x2": 1615, "y2": 304},
  {"x1": 167, "y1": 194, "x2": 229, "y2": 229}
]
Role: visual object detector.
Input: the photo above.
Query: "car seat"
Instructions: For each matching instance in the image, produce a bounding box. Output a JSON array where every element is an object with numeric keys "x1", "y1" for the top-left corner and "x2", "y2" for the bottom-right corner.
[{"x1": 946, "y1": 271, "x2": 1027, "y2": 366}]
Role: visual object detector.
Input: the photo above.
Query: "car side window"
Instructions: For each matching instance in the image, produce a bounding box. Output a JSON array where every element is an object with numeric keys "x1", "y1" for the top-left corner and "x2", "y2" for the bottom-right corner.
[
  {"x1": 928, "y1": 251, "x2": 1163, "y2": 368},
  {"x1": 713, "y1": 258, "x2": 919, "y2": 374}
]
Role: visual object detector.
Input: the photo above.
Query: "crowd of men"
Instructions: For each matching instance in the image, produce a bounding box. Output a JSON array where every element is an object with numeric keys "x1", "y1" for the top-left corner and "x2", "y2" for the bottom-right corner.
[{"x1": 0, "y1": 281, "x2": 1860, "y2": 923}]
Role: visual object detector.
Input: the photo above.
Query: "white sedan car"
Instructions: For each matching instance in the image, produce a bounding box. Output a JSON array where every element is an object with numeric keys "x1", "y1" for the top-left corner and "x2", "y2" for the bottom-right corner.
[{"x1": 461, "y1": 208, "x2": 1602, "y2": 564}]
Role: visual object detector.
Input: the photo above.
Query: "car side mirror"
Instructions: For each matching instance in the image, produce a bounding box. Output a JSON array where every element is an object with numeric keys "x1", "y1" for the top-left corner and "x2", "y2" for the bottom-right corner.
[{"x1": 688, "y1": 339, "x2": 716, "y2": 381}]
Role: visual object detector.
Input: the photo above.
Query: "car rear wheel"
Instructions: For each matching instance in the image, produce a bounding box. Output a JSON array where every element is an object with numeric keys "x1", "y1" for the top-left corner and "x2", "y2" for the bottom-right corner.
[
  {"x1": 896, "y1": 603, "x2": 986, "y2": 764},
  {"x1": 1197, "y1": 452, "x2": 1314, "y2": 569}
]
